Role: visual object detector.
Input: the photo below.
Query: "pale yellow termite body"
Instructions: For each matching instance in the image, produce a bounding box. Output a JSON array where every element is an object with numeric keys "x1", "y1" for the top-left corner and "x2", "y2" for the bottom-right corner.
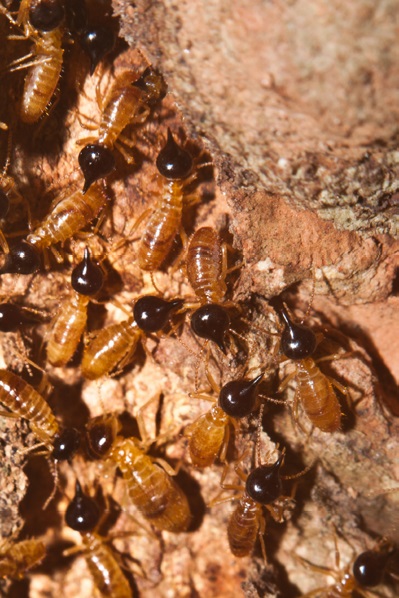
[
  {"x1": 81, "y1": 318, "x2": 142, "y2": 380},
  {"x1": 47, "y1": 292, "x2": 89, "y2": 367},
  {"x1": 0, "y1": 538, "x2": 46, "y2": 579},
  {"x1": 186, "y1": 226, "x2": 227, "y2": 304},
  {"x1": 227, "y1": 495, "x2": 263, "y2": 558},
  {"x1": 80, "y1": 532, "x2": 132, "y2": 598},
  {"x1": 0, "y1": 369, "x2": 59, "y2": 446},
  {"x1": 27, "y1": 183, "x2": 108, "y2": 250},
  {"x1": 186, "y1": 404, "x2": 229, "y2": 468},
  {"x1": 108, "y1": 437, "x2": 192, "y2": 533},
  {"x1": 294, "y1": 358, "x2": 341, "y2": 433}
]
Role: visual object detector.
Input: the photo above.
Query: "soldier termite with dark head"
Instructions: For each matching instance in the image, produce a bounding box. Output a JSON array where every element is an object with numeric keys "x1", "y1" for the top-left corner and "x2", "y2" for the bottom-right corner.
[
  {"x1": 271, "y1": 297, "x2": 349, "y2": 433},
  {"x1": 78, "y1": 66, "x2": 167, "y2": 192},
  {"x1": 46, "y1": 247, "x2": 104, "y2": 367},
  {"x1": 3, "y1": 0, "x2": 65, "y2": 124},
  {"x1": 64, "y1": 480, "x2": 133, "y2": 598},
  {"x1": 81, "y1": 295, "x2": 183, "y2": 380},
  {"x1": 0, "y1": 368, "x2": 80, "y2": 506},
  {"x1": 86, "y1": 411, "x2": 192, "y2": 533},
  {"x1": 0, "y1": 537, "x2": 46, "y2": 579}
]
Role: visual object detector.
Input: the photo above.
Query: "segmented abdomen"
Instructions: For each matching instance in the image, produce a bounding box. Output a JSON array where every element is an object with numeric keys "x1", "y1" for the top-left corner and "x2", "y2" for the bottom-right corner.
[
  {"x1": 227, "y1": 496, "x2": 261, "y2": 557},
  {"x1": 296, "y1": 358, "x2": 341, "y2": 433},
  {"x1": 47, "y1": 293, "x2": 89, "y2": 367},
  {"x1": 110, "y1": 438, "x2": 191, "y2": 532},
  {"x1": 0, "y1": 369, "x2": 58, "y2": 443},
  {"x1": 99, "y1": 83, "x2": 142, "y2": 148},
  {"x1": 0, "y1": 539, "x2": 46, "y2": 580},
  {"x1": 188, "y1": 405, "x2": 228, "y2": 467},
  {"x1": 27, "y1": 184, "x2": 107, "y2": 248},
  {"x1": 82, "y1": 533, "x2": 132, "y2": 598},
  {"x1": 21, "y1": 32, "x2": 63, "y2": 124},
  {"x1": 81, "y1": 319, "x2": 141, "y2": 380},
  {"x1": 138, "y1": 181, "x2": 183, "y2": 271},
  {"x1": 187, "y1": 227, "x2": 226, "y2": 303}
]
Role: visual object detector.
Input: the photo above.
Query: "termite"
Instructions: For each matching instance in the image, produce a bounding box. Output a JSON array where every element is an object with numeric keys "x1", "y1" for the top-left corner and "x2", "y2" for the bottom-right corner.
[
  {"x1": 298, "y1": 536, "x2": 396, "y2": 598},
  {"x1": 26, "y1": 182, "x2": 109, "y2": 259},
  {"x1": 46, "y1": 247, "x2": 104, "y2": 367},
  {"x1": 185, "y1": 372, "x2": 264, "y2": 467},
  {"x1": 271, "y1": 298, "x2": 349, "y2": 433},
  {"x1": 0, "y1": 537, "x2": 46, "y2": 579},
  {"x1": 187, "y1": 226, "x2": 241, "y2": 353},
  {"x1": 86, "y1": 412, "x2": 192, "y2": 533},
  {"x1": 0, "y1": 368, "x2": 80, "y2": 505},
  {"x1": 81, "y1": 295, "x2": 183, "y2": 379},
  {"x1": 0, "y1": 240, "x2": 41, "y2": 274},
  {"x1": 4, "y1": 0, "x2": 65, "y2": 123},
  {"x1": 64, "y1": 480, "x2": 133, "y2": 598},
  {"x1": 78, "y1": 66, "x2": 167, "y2": 192}
]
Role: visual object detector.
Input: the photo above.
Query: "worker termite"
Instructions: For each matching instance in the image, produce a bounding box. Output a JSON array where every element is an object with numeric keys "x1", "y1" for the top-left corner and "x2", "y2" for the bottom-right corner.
[
  {"x1": 186, "y1": 226, "x2": 242, "y2": 353},
  {"x1": 185, "y1": 372, "x2": 264, "y2": 467},
  {"x1": 64, "y1": 480, "x2": 133, "y2": 598},
  {"x1": 3, "y1": 0, "x2": 65, "y2": 123},
  {"x1": 0, "y1": 537, "x2": 46, "y2": 579},
  {"x1": 298, "y1": 536, "x2": 396, "y2": 598},
  {"x1": 0, "y1": 368, "x2": 80, "y2": 506},
  {"x1": 46, "y1": 247, "x2": 104, "y2": 367},
  {"x1": 81, "y1": 295, "x2": 183, "y2": 380},
  {"x1": 271, "y1": 297, "x2": 349, "y2": 433},
  {"x1": 26, "y1": 182, "x2": 109, "y2": 261},
  {"x1": 210, "y1": 444, "x2": 311, "y2": 561},
  {"x1": 86, "y1": 411, "x2": 192, "y2": 533},
  {"x1": 78, "y1": 66, "x2": 167, "y2": 192}
]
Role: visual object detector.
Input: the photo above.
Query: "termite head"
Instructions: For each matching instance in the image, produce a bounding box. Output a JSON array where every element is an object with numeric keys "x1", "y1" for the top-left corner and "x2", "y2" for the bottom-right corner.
[
  {"x1": 0, "y1": 189, "x2": 10, "y2": 219},
  {"x1": 133, "y1": 66, "x2": 167, "y2": 106},
  {"x1": 78, "y1": 144, "x2": 115, "y2": 194},
  {"x1": 71, "y1": 248, "x2": 104, "y2": 296},
  {"x1": 156, "y1": 129, "x2": 193, "y2": 180},
  {"x1": 65, "y1": 480, "x2": 101, "y2": 532},
  {"x1": 65, "y1": 0, "x2": 88, "y2": 34},
  {"x1": 219, "y1": 373, "x2": 264, "y2": 418},
  {"x1": 245, "y1": 453, "x2": 284, "y2": 505},
  {"x1": 133, "y1": 295, "x2": 184, "y2": 333},
  {"x1": 1, "y1": 241, "x2": 40, "y2": 274},
  {"x1": 353, "y1": 545, "x2": 394, "y2": 588},
  {"x1": 271, "y1": 299, "x2": 317, "y2": 360},
  {"x1": 52, "y1": 427, "x2": 80, "y2": 461},
  {"x1": 29, "y1": 0, "x2": 65, "y2": 32},
  {"x1": 80, "y1": 26, "x2": 116, "y2": 76},
  {"x1": 86, "y1": 415, "x2": 119, "y2": 459},
  {"x1": 190, "y1": 303, "x2": 230, "y2": 354}
]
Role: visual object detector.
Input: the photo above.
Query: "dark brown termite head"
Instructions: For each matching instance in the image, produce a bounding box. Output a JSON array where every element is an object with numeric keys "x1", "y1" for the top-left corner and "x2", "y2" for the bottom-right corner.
[
  {"x1": 80, "y1": 26, "x2": 116, "y2": 75},
  {"x1": 245, "y1": 454, "x2": 284, "y2": 505},
  {"x1": 218, "y1": 374, "x2": 264, "y2": 418},
  {"x1": 190, "y1": 303, "x2": 230, "y2": 353},
  {"x1": 78, "y1": 144, "x2": 115, "y2": 194},
  {"x1": 52, "y1": 427, "x2": 80, "y2": 461},
  {"x1": 353, "y1": 544, "x2": 394, "y2": 588},
  {"x1": 0, "y1": 189, "x2": 10, "y2": 219},
  {"x1": 86, "y1": 415, "x2": 118, "y2": 460},
  {"x1": 29, "y1": 0, "x2": 65, "y2": 32},
  {"x1": 133, "y1": 295, "x2": 184, "y2": 333},
  {"x1": 156, "y1": 129, "x2": 193, "y2": 180},
  {"x1": 133, "y1": 66, "x2": 167, "y2": 106},
  {"x1": 1, "y1": 241, "x2": 40, "y2": 274},
  {"x1": 65, "y1": 0, "x2": 88, "y2": 34},
  {"x1": 270, "y1": 298, "x2": 317, "y2": 360},
  {"x1": 71, "y1": 248, "x2": 104, "y2": 296},
  {"x1": 65, "y1": 480, "x2": 101, "y2": 532},
  {"x1": 0, "y1": 303, "x2": 25, "y2": 332}
]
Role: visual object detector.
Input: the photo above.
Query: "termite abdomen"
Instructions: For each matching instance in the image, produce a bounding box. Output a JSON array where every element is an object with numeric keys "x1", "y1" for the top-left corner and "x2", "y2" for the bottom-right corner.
[
  {"x1": 29, "y1": 0, "x2": 65, "y2": 31},
  {"x1": 1, "y1": 241, "x2": 40, "y2": 274},
  {"x1": 133, "y1": 295, "x2": 183, "y2": 333},
  {"x1": 78, "y1": 143, "x2": 115, "y2": 194},
  {"x1": 218, "y1": 373, "x2": 264, "y2": 418},
  {"x1": 190, "y1": 303, "x2": 230, "y2": 353},
  {"x1": 80, "y1": 26, "x2": 116, "y2": 75},
  {"x1": 245, "y1": 455, "x2": 284, "y2": 505},
  {"x1": 71, "y1": 247, "x2": 104, "y2": 295},
  {"x1": 65, "y1": 480, "x2": 101, "y2": 532},
  {"x1": 156, "y1": 129, "x2": 193, "y2": 179}
]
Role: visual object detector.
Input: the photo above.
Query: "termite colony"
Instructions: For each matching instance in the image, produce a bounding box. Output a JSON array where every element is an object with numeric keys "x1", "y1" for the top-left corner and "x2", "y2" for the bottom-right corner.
[{"x1": 0, "y1": 1, "x2": 398, "y2": 597}]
